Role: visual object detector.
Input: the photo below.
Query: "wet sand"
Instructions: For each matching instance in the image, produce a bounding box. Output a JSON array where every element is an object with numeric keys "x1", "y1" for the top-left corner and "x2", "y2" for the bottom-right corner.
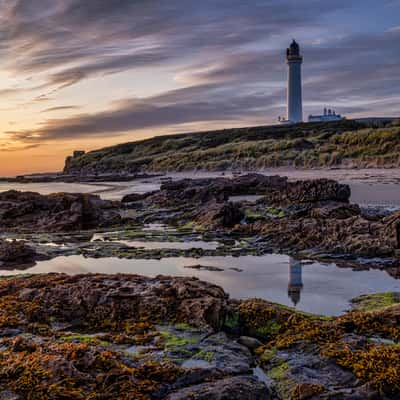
[{"x1": 1, "y1": 168, "x2": 400, "y2": 206}]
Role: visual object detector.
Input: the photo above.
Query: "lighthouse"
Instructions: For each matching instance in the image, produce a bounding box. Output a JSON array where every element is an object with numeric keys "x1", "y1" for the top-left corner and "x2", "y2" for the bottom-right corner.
[
  {"x1": 288, "y1": 257, "x2": 303, "y2": 306},
  {"x1": 285, "y1": 40, "x2": 303, "y2": 123}
]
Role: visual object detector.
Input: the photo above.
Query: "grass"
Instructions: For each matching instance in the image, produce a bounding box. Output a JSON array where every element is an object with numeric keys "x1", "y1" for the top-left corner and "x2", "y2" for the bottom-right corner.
[{"x1": 64, "y1": 120, "x2": 400, "y2": 174}]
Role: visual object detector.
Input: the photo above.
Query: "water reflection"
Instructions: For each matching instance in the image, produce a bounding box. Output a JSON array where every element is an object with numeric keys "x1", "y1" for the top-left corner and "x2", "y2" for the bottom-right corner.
[
  {"x1": 288, "y1": 257, "x2": 303, "y2": 306},
  {"x1": 0, "y1": 254, "x2": 399, "y2": 316}
]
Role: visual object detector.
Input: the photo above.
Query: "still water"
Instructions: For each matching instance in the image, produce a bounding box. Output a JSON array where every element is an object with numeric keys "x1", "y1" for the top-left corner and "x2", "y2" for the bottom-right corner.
[
  {"x1": 1, "y1": 170, "x2": 400, "y2": 316},
  {"x1": 3, "y1": 168, "x2": 400, "y2": 206},
  {"x1": 1, "y1": 254, "x2": 399, "y2": 316}
]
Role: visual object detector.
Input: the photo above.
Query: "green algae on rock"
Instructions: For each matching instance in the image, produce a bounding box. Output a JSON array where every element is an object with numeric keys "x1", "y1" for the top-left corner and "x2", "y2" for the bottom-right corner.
[{"x1": 351, "y1": 292, "x2": 400, "y2": 312}]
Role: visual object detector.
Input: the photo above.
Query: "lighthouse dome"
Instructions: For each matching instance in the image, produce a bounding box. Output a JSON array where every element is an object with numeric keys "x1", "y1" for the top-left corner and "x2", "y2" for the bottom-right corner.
[{"x1": 289, "y1": 40, "x2": 300, "y2": 56}]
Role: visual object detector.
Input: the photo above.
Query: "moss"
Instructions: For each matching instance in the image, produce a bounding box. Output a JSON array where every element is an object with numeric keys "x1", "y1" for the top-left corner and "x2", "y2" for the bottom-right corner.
[
  {"x1": 238, "y1": 298, "x2": 294, "y2": 340},
  {"x1": 268, "y1": 361, "x2": 289, "y2": 380},
  {"x1": 255, "y1": 321, "x2": 282, "y2": 337},
  {"x1": 240, "y1": 297, "x2": 400, "y2": 397},
  {"x1": 267, "y1": 361, "x2": 298, "y2": 400},
  {"x1": 224, "y1": 311, "x2": 240, "y2": 330},
  {"x1": 256, "y1": 348, "x2": 276, "y2": 364},
  {"x1": 177, "y1": 222, "x2": 196, "y2": 232},
  {"x1": 60, "y1": 334, "x2": 111, "y2": 346},
  {"x1": 351, "y1": 292, "x2": 400, "y2": 312},
  {"x1": 159, "y1": 331, "x2": 198, "y2": 349},
  {"x1": 193, "y1": 350, "x2": 214, "y2": 362},
  {"x1": 266, "y1": 207, "x2": 286, "y2": 218},
  {"x1": 174, "y1": 322, "x2": 196, "y2": 331},
  {"x1": 244, "y1": 209, "x2": 266, "y2": 222}
]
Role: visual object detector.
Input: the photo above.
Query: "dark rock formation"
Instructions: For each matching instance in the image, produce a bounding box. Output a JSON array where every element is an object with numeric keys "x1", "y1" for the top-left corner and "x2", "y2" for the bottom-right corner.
[
  {"x1": 13, "y1": 274, "x2": 228, "y2": 331},
  {"x1": 0, "y1": 239, "x2": 37, "y2": 265},
  {"x1": 0, "y1": 274, "x2": 399, "y2": 399},
  {"x1": 243, "y1": 210, "x2": 400, "y2": 258},
  {"x1": 166, "y1": 376, "x2": 270, "y2": 400},
  {"x1": 121, "y1": 191, "x2": 156, "y2": 203},
  {"x1": 0, "y1": 274, "x2": 264, "y2": 399},
  {"x1": 195, "y1": 201, "x2": 244, "y2": 229},
  {"x1": 150, "y1": 174, "x2": 350, "y2": 208},
  {"x1": 0, "y1": 190, "x2": 121, "y2": 232}
]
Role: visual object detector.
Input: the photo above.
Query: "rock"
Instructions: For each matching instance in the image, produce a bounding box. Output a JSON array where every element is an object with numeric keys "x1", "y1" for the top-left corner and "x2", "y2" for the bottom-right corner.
[
  {"x1": 310, "y1": 202, "x2": 361, "y2": 219},
  {"x1": 121, "y1": 192, "x2": 155, "y2": 203},
  {"x1": 185, "y1": 265, "x2": 225, "y2": 272},
  {"x1": 0, "y1": 274, "x2": 228, "y2": 331},
  {"x1": 0, "y1": 239, "x2": 37, "y2": 265},
  {"x1": 0, "y1": 391, "x2": 20, "y2": 400},
  {"x1": 383, "y1": 211, "x2": 400, "y2": 248},
  {"x1": 243, "y1": 209, "x2": 400, "y2": 258},
  {"x1": 0, "y1": 190, "x2": 121, "y2": 232},
  {"x1": 195, "y1": 201, "x2": 244, "y2": 229},
  {"x1": 238, "y1": 336, "x2": 264, "y2": 350},
  {"x1": 0, "y1": 273, "x2": 399, "y2": 399},
  {"x1": 197, "y1": 332, "x2": 253, "y2": 375},
  {"x1": 150, "y1": 174, "x2": 350, "y2": 208},
  {"x1": 165, "y1": 375, "x2": 271, "y2": 400}
]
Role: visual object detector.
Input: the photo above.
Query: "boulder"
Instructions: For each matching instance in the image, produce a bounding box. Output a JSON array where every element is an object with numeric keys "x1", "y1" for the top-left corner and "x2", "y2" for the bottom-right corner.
[
  {"x1": 195, "y1": 201, "x2": 244, "y2": 229},
  {"x1": 148, "y1": 174, "x2": 351, "y2": 214},
  {"x1": 310, "y1": 203, "x2": 361, "y2": 219},
  {"x1": 165, "y1": 376, "x2": 270, "y2": 400},
  {"x1": 0, "y1": 239, "x2": 37, "y2": 265},
  {"x1": 0, "y1": 191, "x2": 121, "y2": 232},
  {"x1": 238, "y1": 336, "x2": 264, "y2": 350},
  {"x1": 121, "y1": 192, "x2": 155, "y2": 203},
  {"x1": 383, "y1": 211, "x2": 400, "y2": 248},
  {"x1": 5, "y1": 274, "x2": 228, "y2": 331}
]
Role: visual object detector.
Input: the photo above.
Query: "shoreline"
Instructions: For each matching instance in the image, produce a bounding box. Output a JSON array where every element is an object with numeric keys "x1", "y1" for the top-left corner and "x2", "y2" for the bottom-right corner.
[{"x1": 0, "y1": 172, "x2": 400, "y2": 397}]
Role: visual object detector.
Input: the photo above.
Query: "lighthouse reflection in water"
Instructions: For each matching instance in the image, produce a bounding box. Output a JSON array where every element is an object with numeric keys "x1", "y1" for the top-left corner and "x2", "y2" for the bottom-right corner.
[{"x1": 288, "y1": 257, "x2": 303, "y2": 306}]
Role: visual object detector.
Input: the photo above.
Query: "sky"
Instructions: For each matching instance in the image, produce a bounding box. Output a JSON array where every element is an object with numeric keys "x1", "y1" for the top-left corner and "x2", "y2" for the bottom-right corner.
[{"x1": 0, "y1": 0, "x2": 399, "y2": 176}]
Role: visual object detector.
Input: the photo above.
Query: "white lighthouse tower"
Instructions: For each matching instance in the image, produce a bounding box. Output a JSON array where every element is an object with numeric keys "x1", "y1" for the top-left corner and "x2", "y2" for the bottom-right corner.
[
  {"x1": 288, "y1": 257, "x2": 303, "y2": 306},
  {"x1": 282, "y1": 40, "x2": 303, "y2": 124}
]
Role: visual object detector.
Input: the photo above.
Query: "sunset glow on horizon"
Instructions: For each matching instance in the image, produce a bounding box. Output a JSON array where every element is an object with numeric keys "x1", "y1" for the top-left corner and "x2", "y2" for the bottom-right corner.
[{"x1": 0, "y1": 0, "x2": 399, "y2": 176}]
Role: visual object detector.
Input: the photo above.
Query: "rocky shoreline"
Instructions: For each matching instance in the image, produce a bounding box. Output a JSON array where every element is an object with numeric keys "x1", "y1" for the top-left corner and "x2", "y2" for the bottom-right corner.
[
  {"x1": 0, "y1": 173, "x2": 400, "y2": 398},
  {"x1": 0, "y1": 273, "x2": 398, "y2": 399},
  {"x1": 0, "y1": 172, "x2": 160, "y2": 184},
  {"x1": 2, "y1": 173, "x2": 399, "y2": 270}
]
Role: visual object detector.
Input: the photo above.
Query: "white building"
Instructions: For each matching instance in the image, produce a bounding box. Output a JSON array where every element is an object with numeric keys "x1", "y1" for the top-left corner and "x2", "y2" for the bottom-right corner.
[
  {"x1": 308, "y1": 108, "x2": 344, "y2": 122},
  {"x1": 278, "y1": 41, "x2": 346, "y2": 125},
  {"x1": 288, "y1": 257, "x2": 303, "y2": 306},
  {"x1": 279, "y1": 40, "x2": 303, "y2": 124}
]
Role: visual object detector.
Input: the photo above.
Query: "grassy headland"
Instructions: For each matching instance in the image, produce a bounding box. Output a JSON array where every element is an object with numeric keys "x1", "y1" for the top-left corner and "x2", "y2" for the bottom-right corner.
[{"x1": 64, "y1": 119, "x2": 400, "y2": 174}]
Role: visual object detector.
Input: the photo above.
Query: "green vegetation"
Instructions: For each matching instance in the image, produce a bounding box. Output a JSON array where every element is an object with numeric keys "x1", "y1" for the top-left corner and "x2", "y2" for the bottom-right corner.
[
  {"x1": 64, "y1": 120, "x2": 400, "y2": 173},
  {"x1": 351, "y1": 292, "x2": 400, "y2": 312},
  {"x1": 159, "y1": 331, "x2": 199, "y2": 350},
  {"x1": 60, "y1": 334, "x2": 110, "y2": 346},
  {"x1": 268, "y1": 361, "x2": 289, "y2": 380},
  {"x1": 193, "y1": 350, "x2": 214, "y2": 362}
]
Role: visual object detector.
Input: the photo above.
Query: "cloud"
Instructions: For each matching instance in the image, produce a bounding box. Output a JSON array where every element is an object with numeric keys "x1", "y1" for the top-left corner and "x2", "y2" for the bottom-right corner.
[
  {"x1": 0, "y1": 142, "x2": 40, "y2": 152},
  {"x1": 0, "y1": 0, "x2": 349, "y2": 88},
  {"x1": 40, "y1": 105, "x2": 81, "y2": 113},
  {"x1": 7, "y1": 83, "x2": 283, "y2": 143},
  {"x1": 1, "y1": 0, "x2": 399, "y2": 150}
]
